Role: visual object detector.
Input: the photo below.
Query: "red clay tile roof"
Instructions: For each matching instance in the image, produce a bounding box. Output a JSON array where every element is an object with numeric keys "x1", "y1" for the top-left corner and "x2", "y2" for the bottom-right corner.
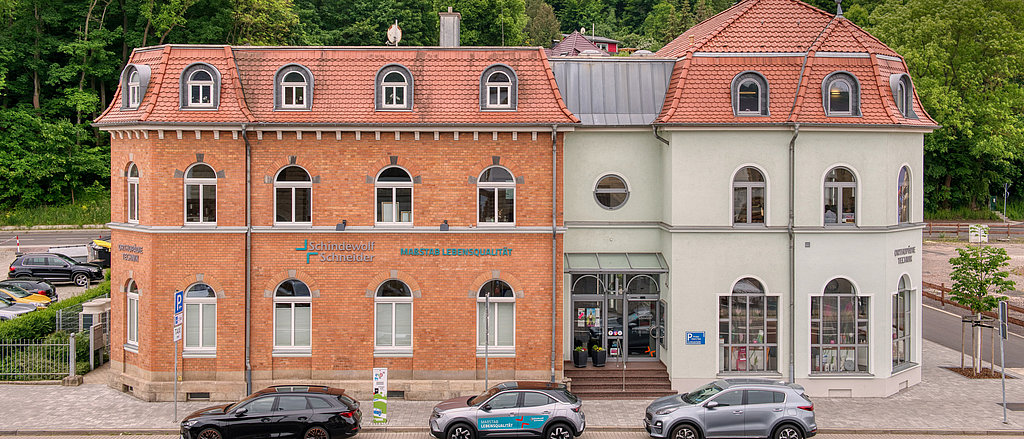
[
  {"x1": 96, "y1": 46, "x2": 578, "y2": 127},
  {"x1": 653, "y1": 0, "x2": 937, "y2": 127},
  {"x1": 546, "y1": 31, "x2": 607, "y2": 57}
]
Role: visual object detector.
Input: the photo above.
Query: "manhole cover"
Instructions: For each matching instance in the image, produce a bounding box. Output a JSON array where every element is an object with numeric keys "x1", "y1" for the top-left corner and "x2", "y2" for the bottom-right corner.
[{"x1": 1002, "y1": 403, "x2": 1024, "y2": 411}]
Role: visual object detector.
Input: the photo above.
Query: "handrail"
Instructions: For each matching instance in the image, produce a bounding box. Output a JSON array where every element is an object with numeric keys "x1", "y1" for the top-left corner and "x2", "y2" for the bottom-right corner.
[{"x1": 921, "y1": 282, "x2": 1024, "y2": 327}]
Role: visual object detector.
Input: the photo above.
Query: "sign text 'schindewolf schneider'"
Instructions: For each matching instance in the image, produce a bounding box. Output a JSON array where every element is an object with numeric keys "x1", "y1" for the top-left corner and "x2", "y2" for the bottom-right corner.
[{"x1": 296, "y1": 239, "x2": 375, "y2": 263}]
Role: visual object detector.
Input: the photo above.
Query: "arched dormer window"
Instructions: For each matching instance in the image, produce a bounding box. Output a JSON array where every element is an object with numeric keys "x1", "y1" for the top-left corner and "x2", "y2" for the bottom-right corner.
[
  {"x1": 375, "y1": 65, "x2": 413, "y2": 111},
  {"x1": 889, "y1": 73, "x2": 918, "y2": 119},
  {"x1": 822, "y1": 72, "x2": 860, "y2": 116},
  {"x1": 731, "y1": 71, "x2": 769, "y2": 116},
  {"x1": 120, "y1": 64, "x2": 151, "y2": 110},
  {"x1": 180, "y1": 63, "x2": 221, "y2": 109},
  {"x1": 275, "y1": 65, "x2": 313, "y2": 111},
  {"x1": 480, "y1": 65, "x2": 517, "y2": 110},
  {"x1": 477, "y1": 166, "x2": 515, "y2": 225}
]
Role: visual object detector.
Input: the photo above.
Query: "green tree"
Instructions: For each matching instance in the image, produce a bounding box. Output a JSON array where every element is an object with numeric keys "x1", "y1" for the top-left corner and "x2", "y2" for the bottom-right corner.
[
  {"x1": 228, "y1": 0, "x2": 300, "y2": 45},
  {"x1": 642, "y1": 0, "x2": 692, "y2": 50},
  {"x1": 948, "y1": 244, "x2": 1013, "y2": 373},
  {"x1": 444, "y1": 0, "x2": 527, "y2": 46},
  {"x1": 525, "y1": 0, "x2": 560, "y2": 46}
]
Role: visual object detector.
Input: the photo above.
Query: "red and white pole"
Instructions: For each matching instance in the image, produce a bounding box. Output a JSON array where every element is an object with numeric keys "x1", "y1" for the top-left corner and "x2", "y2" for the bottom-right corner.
[{"x1": 15, "y1": 235, "x2": 19, "y2": 253}]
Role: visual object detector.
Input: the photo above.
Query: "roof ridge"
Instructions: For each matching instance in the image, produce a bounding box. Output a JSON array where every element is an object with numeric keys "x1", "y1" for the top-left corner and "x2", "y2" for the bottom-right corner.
[
  {"x1": 788, "y1": 16, "x2": 836, "y2": 122},
  {"x1": 139, "y1": 46, "x2": 173, "y2": 122},
  {"x1": 224, "y1": 46, "x2": 255, "y2": 122},
  {"x1": 690, "y1": 0, "x2": 763, "y2": 53},
  {"x1": 869, "y1": 53, "x2": 901, "y2": 124},
  {"x1": 537, "y1": 47, "x2": 580, "y2": 123},
  {"x1": 808, "y1": 17, "x2": 841, "y2": 53},
  {"x1": 657, "y1": 57, "x2": 692, "y2": 122}
]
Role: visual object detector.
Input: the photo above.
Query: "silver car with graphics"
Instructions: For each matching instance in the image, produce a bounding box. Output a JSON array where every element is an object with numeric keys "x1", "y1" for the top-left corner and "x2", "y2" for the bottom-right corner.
[
  {"x1": 430, "y1": 381, "x2": 584, "y2": 439},
  {"x1": 645, "y1": 379, "x2": 816, "y2": 439}
]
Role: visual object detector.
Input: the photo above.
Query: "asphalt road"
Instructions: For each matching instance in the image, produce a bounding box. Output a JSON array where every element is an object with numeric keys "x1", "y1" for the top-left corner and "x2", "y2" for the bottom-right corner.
[
  {"x1": 0, "y1": 229, "x2": 108, "y2": 250},
  {"x1": 924, "y1": 304, "x2": 1024, "y2": 367}
]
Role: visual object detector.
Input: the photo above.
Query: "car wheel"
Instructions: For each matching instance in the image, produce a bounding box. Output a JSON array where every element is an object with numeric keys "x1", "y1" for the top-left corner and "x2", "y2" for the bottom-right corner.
[
  {"x1": 196, "y1": 428, "x2": 222, "y2": 439},
  {"x1": 446, "y1": 423, "x2": 475, "y2": 439},
  {"x1": 303, "y1": 426, "x2": 329, "y2": 439},
  {"x1": 671, "y1": 424, "x2": 701, "y2": 439},
  {"x1": 73, "y1": 273, "x2": 89, "y2": 287},
  {"x1": 545, "y1": 423, "x2": 572, "y2": 439},
  {"x1": 773, "y1": 424, "x2": 803, "y2": 439}
]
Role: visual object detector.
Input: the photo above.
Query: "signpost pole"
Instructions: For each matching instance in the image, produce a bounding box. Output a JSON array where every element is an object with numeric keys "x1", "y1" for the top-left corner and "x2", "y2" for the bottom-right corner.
[
  {"x1": 174, "y1": 338, "x2": 178, "y2": 422},
  {"x1": 999, "y1": 301, "x2": 1008, "y2": 424},
  {"x1": 173, "y1": 290, "x2": 184, "y2": 423},
  {"x1": 484, "y1": 289, "x2": 490, "y2": 389}
]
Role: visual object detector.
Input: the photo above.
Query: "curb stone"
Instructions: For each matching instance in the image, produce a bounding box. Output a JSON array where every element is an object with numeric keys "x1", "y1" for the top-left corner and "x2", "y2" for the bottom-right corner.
[{"x1": 4, "y1": 427, "x2": 1024, "y2": 436}]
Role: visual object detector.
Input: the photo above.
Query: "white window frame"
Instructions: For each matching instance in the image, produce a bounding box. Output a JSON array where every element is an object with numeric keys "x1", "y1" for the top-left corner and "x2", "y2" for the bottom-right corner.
[
  {"x1": 476, "y1": 281, "x2": 516, "y2": 355},
  {"x1": 826, "y1": 78, "x2": 853, "y2": 115},
  {"x1": 810, "y1": 278, "x2": 869, "y2": 374},
  {"x1": 477, "y1": 166, "x2": 516, "y2": 226},
  {"x1": 374, "y1": 166, "x2": 413, "y2": 226},
  {"x1": 187, "y1": 69, "x2": 215, "y2": 108},
  {"x1": 823, "y1": 166, "x2": 857, "y2": 226},
  {"x1": 280, "y1": 71, "x2": 307, "y2": 110},
  {"x1": 893, "y1": 275, "x2": 913, "y2": 370},
  {"x1": 381, "y1": 71, "x2": 408, "y2": 109},
  {"x1": 486, "y1": 72, "x2": 512, "y2": 109},
  {"x1": 736, "y1": 78, "x2": 761, "y2": 115},
  {"x1": 127, "y1": 70, "x2": 141, "y2": 109},
  {"x1": 126, "y1": 279, "x2": 139, "y2": 347},
  {"x1": 897, "y1": 165, "x2": 911, "y2": 224},
  {"x1": 183, "y1": 283, "x2": 217, "y2": 354},
  {"x1": 374, "y1": 280, "x2": 413, "y2": 354},
  {"x1": 184, "y1": 164, "x2": 217, "y2": 225},
  {"x1": 127, "y1": 163, "x2": 139, "y2": 224},
  {"x1": 732, "y1": 166, "x2": 766, "y2": 226},
  {"x1": 274, "y1": 166, "x2": 312, "y2": 225},
  {"x1": 272, "y1": 280, "x2": 312, "y2": 352}
]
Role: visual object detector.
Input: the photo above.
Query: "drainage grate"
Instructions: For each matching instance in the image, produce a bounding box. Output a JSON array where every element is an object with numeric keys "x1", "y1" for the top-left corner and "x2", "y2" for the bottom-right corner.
[
  {"x1": 188, "y1": 392, "x2": 211, "y2": 401},
  {"x1": 1002, "y1": 403, "x2": 1024, "y2": 411},
  {"x1": 387, "y1": 390, "x2": 405, "y2": 399}
]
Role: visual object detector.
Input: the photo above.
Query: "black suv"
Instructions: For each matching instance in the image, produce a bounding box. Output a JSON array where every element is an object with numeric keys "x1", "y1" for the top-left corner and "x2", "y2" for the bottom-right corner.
[
  {"x1": 9, "y1": 253, "x2": 104, "y2": 287},
  {"x1": 181, "y1": 385, "x2": 361, "y2": 439}
]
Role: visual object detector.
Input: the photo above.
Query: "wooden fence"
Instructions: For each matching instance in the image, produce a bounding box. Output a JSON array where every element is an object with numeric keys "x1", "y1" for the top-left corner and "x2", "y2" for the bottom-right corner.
[
  {"x1": 922, "y1": 281, "x2": 1024, "y2": 327},
  {"x1": 924, "y1": 222, "x2": 1024, "y2": 240}
]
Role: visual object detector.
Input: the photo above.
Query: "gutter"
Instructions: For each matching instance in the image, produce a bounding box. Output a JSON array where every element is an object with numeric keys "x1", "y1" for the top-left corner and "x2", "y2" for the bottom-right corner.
[
  {"x1": 551, "y1": 124, "x2": 558, "y2": 383},
  {"x1": 241, "y1": 123, "x2": 253, "y2": 394}
]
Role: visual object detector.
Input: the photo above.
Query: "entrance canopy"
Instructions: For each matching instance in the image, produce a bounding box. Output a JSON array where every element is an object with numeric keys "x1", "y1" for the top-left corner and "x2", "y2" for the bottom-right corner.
[{"x1": 564, "y1": 253, "x2": 668, "y2": 274}]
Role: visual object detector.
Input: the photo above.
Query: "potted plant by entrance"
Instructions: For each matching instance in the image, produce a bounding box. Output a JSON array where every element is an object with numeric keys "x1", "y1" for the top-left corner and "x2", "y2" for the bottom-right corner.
[
  {"x1": 572, "y1": 346, "x2": 588, "y2": 368},
  {"x1": 591, "y1": 345, "x2": 607, "y2": 367}
]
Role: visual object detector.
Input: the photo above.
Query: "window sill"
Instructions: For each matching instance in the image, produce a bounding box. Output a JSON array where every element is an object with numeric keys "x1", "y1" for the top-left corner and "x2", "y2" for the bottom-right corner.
[
  {"x1": 178, "y1": 107, "x2": 219, "y2": 111},
  {"x1": 376, "y1": 108, "x2": 414, "y2": 112},
  {"x1": 891, "y1": 362, "x2": 919, "y2": 375},
  {"x1": 182, "y1": 350, "x2": 217, "y2": 358},
  {"x1": 272, "y1": 349, "x2": 311, "y2": 357},
  {"x1": 273, "y1": 223, "x2": 313, "y2": 228},
  {"x1": 374, "y1": 351, "x2": 413, "y2": 357},
  {"x1": 476, "y1": 349, "x2": 515, "y2": 358},
  {"x1": 183, "y1": 223, "x2": 218, "y2": 228},
  {"x1": 123, "y1": 343, "x2": 139, "y2": 354},
  {"x1": 717, "y1": 371, "x2": 783, "y2": 378},
  {"x1": 274, "y1": 108, "x2": 312, "y2": 112},
  {"x1": 807, "y1": 372, "x2": 874, "y2": 378},
  {"x1": 374, "y1": 223, "x2": 414, "y2": 228},
  {"x1": 732, "y1": 223, "x2": 767, "y2": 228},
  {"x1": 481, "y1": 108, "x2": 517, "y2": 112},
  {"x1": 476, "y1": 223, "x2": 516, "y2": 228}
]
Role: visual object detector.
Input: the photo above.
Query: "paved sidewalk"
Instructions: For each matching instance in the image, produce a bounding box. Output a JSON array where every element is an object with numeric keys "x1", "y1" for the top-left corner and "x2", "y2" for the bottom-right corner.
[{"x1": 0, "y1": 339, "x2": 1022, "y2": 434}]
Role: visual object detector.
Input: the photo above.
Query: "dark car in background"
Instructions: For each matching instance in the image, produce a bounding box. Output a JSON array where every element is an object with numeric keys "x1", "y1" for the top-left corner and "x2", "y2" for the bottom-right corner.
[
  {"x1": 0, "y1": 295, "x2": 38, "y2": 320},
  {"x1": 0, "y1": 277, "x2": 57, "y2": 300},
  {"x1": 180, "y1": 385, "x2": 361, "y2": 439},
  {"x1": 8, "y1": 253, "x2": 104, "y2": 287}
]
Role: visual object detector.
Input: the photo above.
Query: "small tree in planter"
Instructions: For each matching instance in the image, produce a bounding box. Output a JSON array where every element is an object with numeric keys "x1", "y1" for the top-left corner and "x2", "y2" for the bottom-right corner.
[
  {"x1": 590, "y1": 345, "x2": 607, "y2": 367},
  {"x1": 572, "y1": 346, "x2": 588, "y2": 368},
  {"x1": 949, "y1": 245, "x2": 1013, "y2": 374}
]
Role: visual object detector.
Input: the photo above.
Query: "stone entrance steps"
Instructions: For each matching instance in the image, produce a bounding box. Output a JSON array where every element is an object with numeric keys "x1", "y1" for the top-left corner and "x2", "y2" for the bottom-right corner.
[{"x1": 564, "y1": 360, "x2": 675, "y2": 399}]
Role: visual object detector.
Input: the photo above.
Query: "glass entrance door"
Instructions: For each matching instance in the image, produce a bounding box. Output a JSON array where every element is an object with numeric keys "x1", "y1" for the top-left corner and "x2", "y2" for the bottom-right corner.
[
  {"x1": 572, "y1": 300, "x2": 602, "y2": 352},
  {"x1": 627, "y1": 299, "x2": 657, "y2": 358}
]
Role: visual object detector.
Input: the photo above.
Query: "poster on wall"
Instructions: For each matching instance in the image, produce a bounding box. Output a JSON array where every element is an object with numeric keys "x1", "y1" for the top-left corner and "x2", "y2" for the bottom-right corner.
[{"x1": 372, "y1": 368, "x2": 387, "y2": 423}]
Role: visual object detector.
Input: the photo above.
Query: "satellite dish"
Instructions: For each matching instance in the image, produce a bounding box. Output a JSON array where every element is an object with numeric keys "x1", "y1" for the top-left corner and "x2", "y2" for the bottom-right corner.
[{"x1": 387, "y1": 21, "x2": 402, "y2": 45}]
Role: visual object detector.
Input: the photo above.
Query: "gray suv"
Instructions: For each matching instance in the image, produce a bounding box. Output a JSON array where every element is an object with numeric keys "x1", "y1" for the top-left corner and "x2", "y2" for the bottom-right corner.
[
  {"x1": 645, "y1": 379, "x2": 816, "y2": 439},
  {"x1": 430, "y1": 381, "x2": 585, "y2": 439}
]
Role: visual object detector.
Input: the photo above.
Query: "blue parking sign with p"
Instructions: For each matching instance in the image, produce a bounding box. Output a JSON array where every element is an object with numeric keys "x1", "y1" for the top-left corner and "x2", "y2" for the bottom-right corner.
[
  {"x1": 685, "y1": 331, "x2": 705, "y2": 345},
  {"x1": 174, "y1": 290, "x2": 184, "y2": 314}
]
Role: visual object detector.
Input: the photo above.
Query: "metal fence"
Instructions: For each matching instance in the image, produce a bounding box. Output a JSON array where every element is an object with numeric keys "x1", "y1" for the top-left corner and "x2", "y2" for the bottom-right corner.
[
  {"x1": 55, "y1": 293, "x2": 109, "y2": 333},
  {"x1": 0, "y1": 336, "x2": 74, "y2": 379}
]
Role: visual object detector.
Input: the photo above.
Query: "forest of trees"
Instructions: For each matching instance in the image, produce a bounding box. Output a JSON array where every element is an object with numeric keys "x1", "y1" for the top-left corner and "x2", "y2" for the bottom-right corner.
[{"x1": 0, "y1": 0, "x2": 1020, "y2": 214}]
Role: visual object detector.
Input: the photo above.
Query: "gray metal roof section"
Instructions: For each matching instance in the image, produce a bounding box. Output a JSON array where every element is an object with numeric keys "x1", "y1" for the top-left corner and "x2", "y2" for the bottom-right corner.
[{"x1": 550, "y1": 58, "x2": 675, "y2": 126}]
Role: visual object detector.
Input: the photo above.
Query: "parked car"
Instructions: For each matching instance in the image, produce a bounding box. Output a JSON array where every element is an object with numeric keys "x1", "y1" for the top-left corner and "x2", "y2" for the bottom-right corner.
[
  {"x1": 8, "y1": 252, "x2": 104, "y2": 287},
  {"x1": 430, "y1": 381, "x2": 584, "y2": 439},
  {"x1": 180, "y1": 385, "x2": 361, "y2": 439},
  {"x1": 0, "y1": 277, "x2": 57, "y2": 300},
  {"x1": 0, "y1": 295, "x2": 38, "y2": 320},
  {"x1": 0, "y1": 285, "x2": 54, "y2": 308},
  {"x1": 644, "y1": 378, "x2": 816, "y2": 439}
]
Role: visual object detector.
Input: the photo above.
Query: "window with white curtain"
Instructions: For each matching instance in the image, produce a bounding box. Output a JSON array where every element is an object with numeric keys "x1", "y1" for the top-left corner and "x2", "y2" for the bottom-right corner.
[
  {"x1": 375, "y1": 280, "x2": 412, "y2": 352},
  {"x1": 126, "y1": 279, "x2": 139, "y2": 346},
  {"x1": 477, "y1": 280, "x2": 515, "y2": 353},
  {"x1": 184, "y1": 282, "x2": 216, "y2": 352},
  {"x1": 273, "y1": 279, "x2": 311, "y2": 351},
  {"x1": 127, "y1": 163, "x2": 139, "y2": 223}
]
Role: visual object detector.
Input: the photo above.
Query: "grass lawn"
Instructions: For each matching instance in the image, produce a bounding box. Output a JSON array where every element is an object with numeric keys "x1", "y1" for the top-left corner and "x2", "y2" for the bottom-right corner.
[
  {"x1": 924, "y1": 207, "x2": 1000, "y2": 222},
  {"x1": 0, "y1": 190, "x2": 110, "y2": 227}
]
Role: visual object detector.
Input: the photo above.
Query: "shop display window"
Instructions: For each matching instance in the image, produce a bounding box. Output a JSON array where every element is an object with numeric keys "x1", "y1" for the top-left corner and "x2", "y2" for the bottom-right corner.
[
  {"x1": 718, "y1": 278, "x2": 778, "y2": 372},
  {"x1": 811, "y1": 278, "x2": 869, "y2": 373}
]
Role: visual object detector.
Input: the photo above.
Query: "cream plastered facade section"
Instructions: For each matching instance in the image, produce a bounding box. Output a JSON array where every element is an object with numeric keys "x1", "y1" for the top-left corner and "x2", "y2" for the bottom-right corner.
[{"x1": 562, "y1": 128, "x2": 924, "y2": 397}]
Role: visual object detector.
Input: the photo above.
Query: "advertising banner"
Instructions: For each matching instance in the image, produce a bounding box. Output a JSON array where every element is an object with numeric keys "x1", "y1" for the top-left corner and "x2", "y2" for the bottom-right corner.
[{"x1": 372, "y1": 368, "x2": 387, "y2": 423}]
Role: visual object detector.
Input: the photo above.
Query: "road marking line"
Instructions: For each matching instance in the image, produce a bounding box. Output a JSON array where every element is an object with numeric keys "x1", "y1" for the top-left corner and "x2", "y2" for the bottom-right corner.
[{"x1": 924, "y1": 304, "x2": 1024, "y2": 341}]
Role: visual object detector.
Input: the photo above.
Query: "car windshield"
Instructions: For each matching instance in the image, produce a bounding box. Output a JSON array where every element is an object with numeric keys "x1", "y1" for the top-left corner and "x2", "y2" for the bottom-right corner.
[
  {"x1": 469, "y1": 387, "x2": 503, "y2": 406},
  {"x1": 1, "y1": 286, "x2": 33, "y2": 298},
  {"x1": 682, "y1": 382, "x2": 724, "y2": 404}
]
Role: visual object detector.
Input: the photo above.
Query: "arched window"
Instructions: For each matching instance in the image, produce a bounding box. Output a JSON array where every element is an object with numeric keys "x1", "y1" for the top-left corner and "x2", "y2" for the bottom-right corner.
[
  {"x1": 478, "y1": 166, "x2": 515, "y2": 224},
  {"x1": 478, "y1": 280, "x2": 515, "y2": 352},
  {"x1": 731, "y1": 72, "x2": 769, "y2": 116},
  {"x1": 811, "y1": 278, "x2": 869, "y2": 373},
  {"x1": 184, "y1": 283, "x2": 216, "y2": 351},
  {"x1": 897, "y1": 166, "x2": 911, "y2": 224},
  {"x1": 594, "y1": 174, "x2": 629, "y2": 210},
  {"x1": 733, "y1": 167, "x2": 765, "y2": 225},
  {"x1": 376, "y1": 65, "x2": 413, "y2": 111},
  {"x1": 128, "y1": 71, "x2": 141, "y2": 109},
  {"x1": 274, "y1": 65, "x2": 313, "y2": 110},
  {"x1": 121, "y1": 64, "x2": 150, "y2": 110},
  {"x1": 824, "y1": 167, "x2": 856, "y2": 225},
  {"x1": 823, "y1": 72, "x2": 860, "y2": 116},
  {"x1": 127, "y1": 163, "x2": 139, "y2": 223},
  {"x1": 889, "y1": 73, "x2": 918, "y2": 119},
  {"x1": 893, "y1": 275, "x2": 912, "y2": 370},
  {"x1": 719, "y1": 278, "x2": 778, "y2": 372},
  {"x1": 187, "y1": 70, "x2": 214, "y2": 107},
  {"x1": 275, "y1": 166, "x2": 311, "y2": 224},
  {"x1": 273, "y1": 279, "x2": 311, "y2": 349},
  {"x1": 185, "y1": 164, "x2": 217, "y2": 224},
  {"x1": 375, "y1": 280, "x2": 412, "y2": 351},
  {"x1": 375, "y1": 167, "x2": 412, "y2": 225},
  {"x1": 126, "y1": 279, "x2": 139, "y2": 346},
  {"x1": 480, "y1": 65, "x2": 517, "y2": 110}
]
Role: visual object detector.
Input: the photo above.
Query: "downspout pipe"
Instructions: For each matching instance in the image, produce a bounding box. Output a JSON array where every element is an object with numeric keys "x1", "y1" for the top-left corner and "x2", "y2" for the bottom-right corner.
[
  {"x1": 242, "y1": 123, "x2": 253, "y2": 395},
  {"x1": 652, "y1": 126, "x2": 670, "y2": 145},
  {"x1": 787, "y1": 123, "x2": 800, "y2": 385},
  {"x1": 551, "y1": 124, "x2": 558, "y2": 383}
]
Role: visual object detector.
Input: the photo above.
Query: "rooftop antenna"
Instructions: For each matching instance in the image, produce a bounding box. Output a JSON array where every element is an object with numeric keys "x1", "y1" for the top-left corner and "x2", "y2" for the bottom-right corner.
[
  {"x1": 835, "y1": 0, "x2": 843, "y2": 17},
  {"x1": 387, "y1": 20, "x2": 402, "y2": 46}
]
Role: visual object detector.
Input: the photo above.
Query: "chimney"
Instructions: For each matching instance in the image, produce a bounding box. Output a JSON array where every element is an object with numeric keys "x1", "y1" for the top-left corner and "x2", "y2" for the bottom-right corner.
[{"x1": 439, "y1": 7, "x2": 461, "y2": 47}]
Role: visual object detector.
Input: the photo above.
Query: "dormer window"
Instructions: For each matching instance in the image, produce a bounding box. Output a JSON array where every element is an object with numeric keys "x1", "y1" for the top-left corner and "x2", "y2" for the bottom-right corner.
[
  {"x1": 822, "y1": 72, "x2": 860, "y2": 117},
  {"x1": 275, "y1": 65, "x2": 314, "y2": 111},
  {"x1": 731, "y1": 71, "x2": 769, "y2": 116},
  {"x1": 480, "y1": 65, "x2": 517, "y2": 111},
  {"x1": 120, "y1": 64, "x2": 150, "y2": 110},
  {"x1": 128, "y1": 71, "x2": 141, "y2": 109},
  {"x1": 180, "y1": 63, "x2": 221, "y2": 109},
  {"x1": 889, "y1": 73, "x2": 918, "y2": 119},
  {"x1": 375, "y1": 65, "x2": 413, "y2": 111}
]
